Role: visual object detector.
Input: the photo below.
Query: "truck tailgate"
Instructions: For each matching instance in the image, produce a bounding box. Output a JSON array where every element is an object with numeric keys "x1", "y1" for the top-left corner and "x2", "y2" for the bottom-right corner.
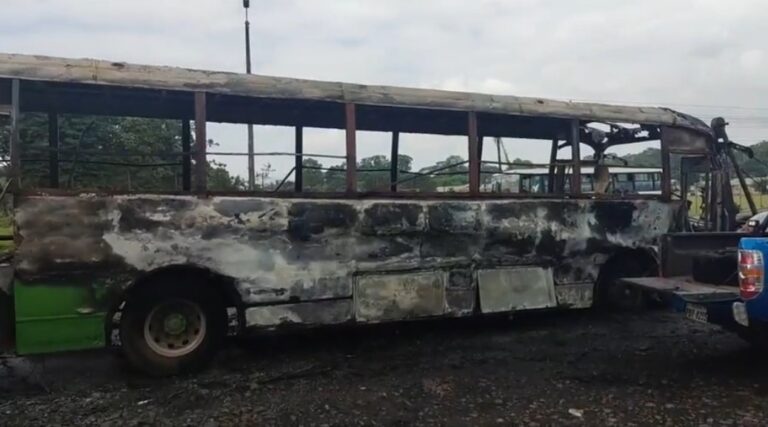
[{"x1": 620, "y1": 276, "x2": 739, "y2": 304}]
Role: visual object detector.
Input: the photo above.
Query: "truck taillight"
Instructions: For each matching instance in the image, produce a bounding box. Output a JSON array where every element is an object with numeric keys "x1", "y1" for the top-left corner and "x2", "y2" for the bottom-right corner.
[{"x1": 739, "y1": 249, "x2": 764, "y2": 300}]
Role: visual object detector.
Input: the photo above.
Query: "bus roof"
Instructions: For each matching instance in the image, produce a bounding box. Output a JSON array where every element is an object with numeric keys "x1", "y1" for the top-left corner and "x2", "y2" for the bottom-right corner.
[{"x1": 0, "y1": 53, "x2": 712, "y2": 138}]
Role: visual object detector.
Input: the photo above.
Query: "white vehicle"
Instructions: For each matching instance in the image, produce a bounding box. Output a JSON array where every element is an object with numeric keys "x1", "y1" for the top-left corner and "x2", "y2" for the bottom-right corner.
[{"x1": 483, "y1": 166, "x2": 663, "y2": 195}]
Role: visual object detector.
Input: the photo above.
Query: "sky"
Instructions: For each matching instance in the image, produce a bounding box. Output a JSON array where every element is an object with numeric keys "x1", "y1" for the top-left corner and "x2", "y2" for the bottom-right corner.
[{"x1": 2, "y1": 0, "x2": 767, "y2": 182}]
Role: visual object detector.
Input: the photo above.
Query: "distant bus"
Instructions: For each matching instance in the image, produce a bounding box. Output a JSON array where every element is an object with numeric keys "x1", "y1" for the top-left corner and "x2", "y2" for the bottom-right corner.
[{"x1": 483, "y1": 166, "x2": 663, "y2": 195}]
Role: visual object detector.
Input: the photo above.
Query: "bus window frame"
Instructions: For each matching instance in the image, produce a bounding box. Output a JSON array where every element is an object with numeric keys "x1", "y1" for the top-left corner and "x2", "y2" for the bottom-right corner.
[{"x1": 1, "y1": 75, "x2": 711, "y2": 203}]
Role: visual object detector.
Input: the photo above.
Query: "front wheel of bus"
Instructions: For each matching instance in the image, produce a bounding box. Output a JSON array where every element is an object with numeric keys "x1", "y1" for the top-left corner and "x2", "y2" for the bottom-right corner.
[{"x1": 120, "y1": 282, "x2": 226, "y2": 377}]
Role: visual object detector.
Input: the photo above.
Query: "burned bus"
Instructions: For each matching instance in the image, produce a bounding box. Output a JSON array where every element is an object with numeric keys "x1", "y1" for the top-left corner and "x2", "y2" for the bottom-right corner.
[{"x1": 0, "y1": 53, "x2": 729, "y2": 375}]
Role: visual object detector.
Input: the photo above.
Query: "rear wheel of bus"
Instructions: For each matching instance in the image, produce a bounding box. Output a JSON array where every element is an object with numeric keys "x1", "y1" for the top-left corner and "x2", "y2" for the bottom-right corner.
[{"x1": 119, "y1": 280, "x2": 227, "y2": 377}]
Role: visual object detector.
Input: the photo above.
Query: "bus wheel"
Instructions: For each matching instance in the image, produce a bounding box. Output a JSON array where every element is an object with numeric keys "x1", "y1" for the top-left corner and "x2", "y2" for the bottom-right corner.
[{"x1": 120, "y1": 281, "x2": 226, "y2": 377}]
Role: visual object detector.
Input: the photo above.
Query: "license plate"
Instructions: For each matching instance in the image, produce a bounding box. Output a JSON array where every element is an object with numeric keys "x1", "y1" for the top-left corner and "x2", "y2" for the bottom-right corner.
[{"x1": 685, "y1": 304, "x2": 708, "y2": 323}]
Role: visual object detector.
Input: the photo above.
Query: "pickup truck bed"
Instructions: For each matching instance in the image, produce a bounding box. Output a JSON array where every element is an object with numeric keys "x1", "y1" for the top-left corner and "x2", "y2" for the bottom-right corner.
[{"x1": 620, "y1": 277, "x2": 739, "y2": 304}]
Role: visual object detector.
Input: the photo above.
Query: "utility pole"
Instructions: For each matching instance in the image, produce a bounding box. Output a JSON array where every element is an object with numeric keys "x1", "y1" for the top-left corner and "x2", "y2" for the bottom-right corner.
[{"x1": 243, "y1": 0, "x2": 256, "y2": 190}]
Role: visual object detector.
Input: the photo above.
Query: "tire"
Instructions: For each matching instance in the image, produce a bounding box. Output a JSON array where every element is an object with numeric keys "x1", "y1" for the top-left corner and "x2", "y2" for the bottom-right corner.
[{"x1": 120, "y1": 280, "x2": 226, "y2": 377}]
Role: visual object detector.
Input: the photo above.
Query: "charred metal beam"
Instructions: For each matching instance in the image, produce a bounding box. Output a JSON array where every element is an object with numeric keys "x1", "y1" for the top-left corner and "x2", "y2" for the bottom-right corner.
[
  {"x1": 194, "y1": 92, "x2": 207, "y2": 192},
  {"x1": 478, "y1": 135, "x2": 484, "y2": 162},
  {"x1": 48, "y1": 111, "x2": 59, "y2": 188},
  {"x1": 345, "y1": 103, "x2": 357, "y2": 193},
  {"x1": 390, "y1": 131, "x2": 399, "y2": 192},
  {"x1": 9, "y1": 79, "x2": 20, "y2": 191},
  {"x1": 294, "y1": 126, "x2": 303, "y2": 192},
  {"x1": 569, "y1": 119, "x2": 581, "y2": 195},
  {"x1": 548, "y1": 138, "x2": 558, "y2": 193},
  {"x1": 660, "y1": 129, "x2": 672, "y2": 201},
  {"x1": 181, "y1": 120, "x2": 192, "y2": 192},
  {"x1": 468, "y1": 112, "x2": 480, "y2": 195}
]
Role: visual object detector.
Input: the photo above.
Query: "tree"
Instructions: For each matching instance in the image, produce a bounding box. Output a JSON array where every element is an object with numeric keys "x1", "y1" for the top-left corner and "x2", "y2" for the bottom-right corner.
[
  {"x1": 302, "y1": 158, "x2": 325, "y2": 190},
  {"x1": 324, "y1": 162, "x2": 346, "y2": 192},
  {"x1": 418, "y1": 155, "x2": 469, "y2": 189},
  {"x1": 0, "y1": 114, "x2": 245, "y2": 191}
]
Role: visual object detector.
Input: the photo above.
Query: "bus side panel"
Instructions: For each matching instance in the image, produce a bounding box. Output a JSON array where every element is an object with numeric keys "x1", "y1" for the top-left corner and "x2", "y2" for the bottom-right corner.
[{"x1": 14, "y1": 280, "x2": 106, "y2": 355}]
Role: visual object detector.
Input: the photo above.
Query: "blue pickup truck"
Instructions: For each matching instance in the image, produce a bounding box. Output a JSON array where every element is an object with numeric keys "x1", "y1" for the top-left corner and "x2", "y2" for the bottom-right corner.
[{"x1": 622, "y1": 229, "x2": 768, "y2": 347}]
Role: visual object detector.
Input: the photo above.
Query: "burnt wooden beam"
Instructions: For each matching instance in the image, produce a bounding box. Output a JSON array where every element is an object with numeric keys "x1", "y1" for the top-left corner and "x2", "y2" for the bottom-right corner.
[
  {"x1": 194, "y1": 92, "x2": 207, "y2": 192},
  {"x1": 181, "y1": 119, "x2": 192, "y2": 191},
  {"x1": 294, "y1": 126, "x2": 303, "y2": 192},
  {"x1": 9, "y1": 79, "x2": 20, "y2": 191},
  {"x1": 48, "y1": 110, "x2": 59, "y2": 188},
  {"x1": 390, "y1": 131, "x2": 399, "y2": 192},
  {"x1": 569, "y1": 119, "x2": 581, "y2": 195},
  {"x1": 468, "y1": 111, "x2": 480, "y2": 195},
  {"x1": 345, "y1": 103, "x2": 357, "y2": 193}
]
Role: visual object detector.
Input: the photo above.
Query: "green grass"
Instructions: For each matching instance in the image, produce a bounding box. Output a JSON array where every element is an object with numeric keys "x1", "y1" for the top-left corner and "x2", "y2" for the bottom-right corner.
[{"x1": 688, "y1": 192, "x2": 768, "y2": 218}]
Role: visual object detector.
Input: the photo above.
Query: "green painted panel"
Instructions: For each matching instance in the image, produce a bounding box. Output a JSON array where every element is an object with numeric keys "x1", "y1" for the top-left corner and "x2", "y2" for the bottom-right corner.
[{"x1": 14, "y1": 280, "x2": 107, "y2": 355}]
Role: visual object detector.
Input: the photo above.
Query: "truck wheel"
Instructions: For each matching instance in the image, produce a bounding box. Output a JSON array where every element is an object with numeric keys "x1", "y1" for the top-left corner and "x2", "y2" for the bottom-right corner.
[{"x1": 120, "y1": 281, "x2": 226, "y2": 377}]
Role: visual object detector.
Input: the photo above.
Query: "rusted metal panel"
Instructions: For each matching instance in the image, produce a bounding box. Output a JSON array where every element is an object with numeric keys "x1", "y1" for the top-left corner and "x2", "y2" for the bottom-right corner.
[
  {"x1": 345, "y1": 103, "x2": 357, "y2": 193},
  {"x1": 244, "y1": 300, "x2": 353, "y2": 327},
  {"x1": 355, "y1": 271, "x2": 446, "y2": 322},
  {"x1": 554, "y1": 283, "x2": 593, "y2": 309},
  {"x1": 478, "y1": 267, "x2": 556, "y2": 313},
  {"x1": 194, "y1": 92, "x2": 207, "y2": 192},
  {"x1": 0, "y1": 53, "x2": 713, "y2": 135},
  {"x1": 468, "y1": 112, "x2": 480, "y2": 195}
]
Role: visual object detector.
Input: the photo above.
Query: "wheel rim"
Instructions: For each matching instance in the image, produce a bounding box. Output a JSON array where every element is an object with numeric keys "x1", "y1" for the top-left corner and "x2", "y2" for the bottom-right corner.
[{"x1": 143, "y1": 299, "x2": 207, "y2": 358}]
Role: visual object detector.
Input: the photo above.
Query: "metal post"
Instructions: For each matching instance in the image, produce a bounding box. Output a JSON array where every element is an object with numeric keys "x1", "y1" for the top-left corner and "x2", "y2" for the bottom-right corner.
[
  {"x1": 660, "y1": 130, "x2": 672, "y2": 201},
  {"x1": 548, "y1": 138, "x2": 558, "y2": 193},
  {"x1": 48, "y1": 111, "x2": 59, "y2": 188},
  {"x1": 390, "y1": 131, "x2": 399, "y2": 192},
  {"x1": 194, "y1": 92, "x2": 207, "y2": 192},
  {"x1": 728, "y1": 150, "x2": 757, "y2": 215},
  {"x1": 181, "y1": 120, "x2": 192, "y2": 191},
  {"x1": 345, "y1": 103, "x2": 357, "y2": 193},
  {"x1": 496, "y1": 137, "x2": 503, "y2": 173},
  {"x1": 570, "y1": 119, "x2": 581, "y2": 195},
  {"x1": 468, "y1": 112, "x2": 480, "y2": 195},
  {"x1": 9, "y1": 79, "x2": 20, "y2": 191},
  {"x1": 244, "y1": 1, "x2": 255, "y2": 191},
  {"x1": 294, "y1": 126, "x2": 303, "y2": 192}
]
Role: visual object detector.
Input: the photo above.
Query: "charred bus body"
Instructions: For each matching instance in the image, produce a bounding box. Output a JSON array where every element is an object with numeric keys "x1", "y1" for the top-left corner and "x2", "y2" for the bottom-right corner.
[{"x1": 0, "y1": 54, "x2": 731, "y2": 375}]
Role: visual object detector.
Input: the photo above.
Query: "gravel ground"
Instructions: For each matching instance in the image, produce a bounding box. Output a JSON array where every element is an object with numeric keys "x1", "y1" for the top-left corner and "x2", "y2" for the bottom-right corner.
[{"x1": 1, "y1": 310, "x2": 768, "y2": 426}]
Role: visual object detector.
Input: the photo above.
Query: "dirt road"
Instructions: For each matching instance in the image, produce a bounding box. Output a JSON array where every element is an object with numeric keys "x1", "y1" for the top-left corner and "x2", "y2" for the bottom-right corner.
[{"x1": 2, "y1": 310, "x2": 767, "y2": 426}]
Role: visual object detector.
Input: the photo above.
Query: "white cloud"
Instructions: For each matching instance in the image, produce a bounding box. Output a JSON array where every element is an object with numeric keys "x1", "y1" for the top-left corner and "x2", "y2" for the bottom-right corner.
[{"x1": 3, "y1": 0, "x2": 768, "y2": 180}]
